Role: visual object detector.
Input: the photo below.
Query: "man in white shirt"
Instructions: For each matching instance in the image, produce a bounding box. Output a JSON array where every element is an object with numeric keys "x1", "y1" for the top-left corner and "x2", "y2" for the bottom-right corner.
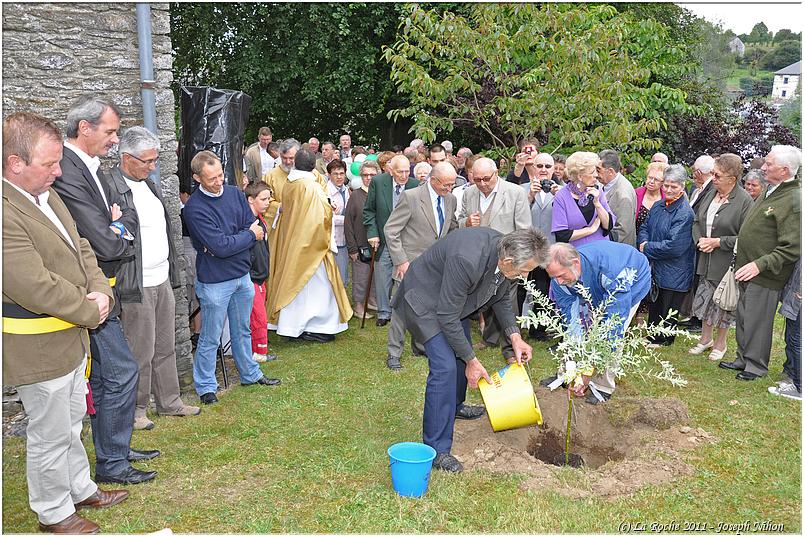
[
  {"x1": 53, "y1": 95, "x2": 159, "y2": 486},
  {"x1": 108, "y1": 127, "x2": 201, "y2": 432},
  {"x1": 339, "y1": 134, "x2": 352, "y2": 161},
  {"x1": 244, "y1": 127, "x2": 274, "y2": 184}
]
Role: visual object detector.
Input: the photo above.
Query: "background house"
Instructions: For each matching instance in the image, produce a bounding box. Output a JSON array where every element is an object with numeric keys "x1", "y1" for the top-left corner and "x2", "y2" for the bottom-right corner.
[{"x1": 772, "y1": 60, "x2": 801, "y2": 100}]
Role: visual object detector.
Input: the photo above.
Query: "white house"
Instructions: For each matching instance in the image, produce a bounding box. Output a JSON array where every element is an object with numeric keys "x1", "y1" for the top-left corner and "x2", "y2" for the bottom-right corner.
[
  {"x1": 772, "y1": 61, "x2": 801, "y2": 100},
  {"x1": 728, "y1": 37, "x2": 745, "y2": 57}
]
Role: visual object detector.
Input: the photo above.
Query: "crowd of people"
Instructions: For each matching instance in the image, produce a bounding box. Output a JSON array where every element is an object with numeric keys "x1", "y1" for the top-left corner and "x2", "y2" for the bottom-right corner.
[{"x1": 2, "y1": 93, "x2": 801, "y2": 531}]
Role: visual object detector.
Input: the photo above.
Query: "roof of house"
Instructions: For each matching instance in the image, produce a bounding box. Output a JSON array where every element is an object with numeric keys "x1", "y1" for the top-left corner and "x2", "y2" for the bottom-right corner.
[
  {"x1": 775, "y1": 61, "x2": 801, "y2": 76},
  {"x1": 728, "y1": 37, "x2": 744, "y2": 45}
]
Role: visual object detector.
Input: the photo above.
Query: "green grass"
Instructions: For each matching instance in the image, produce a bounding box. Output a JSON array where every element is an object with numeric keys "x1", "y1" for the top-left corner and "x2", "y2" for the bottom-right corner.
[{"x1": 2, "y1": 315, "x2": 800, "y2": 533}]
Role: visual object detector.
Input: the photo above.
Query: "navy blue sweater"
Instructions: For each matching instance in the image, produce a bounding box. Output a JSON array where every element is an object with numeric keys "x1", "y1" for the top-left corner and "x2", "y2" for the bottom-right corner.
[{"x1": 184, "y1": 185, "x2": 256, "y2": 283}]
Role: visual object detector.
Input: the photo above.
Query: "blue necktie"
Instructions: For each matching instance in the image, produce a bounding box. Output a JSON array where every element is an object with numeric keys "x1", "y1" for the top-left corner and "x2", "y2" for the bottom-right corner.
[
  {"x1": 339, "y1": 187, "x2": 346, "y2": 206},
  {"x1": 394, "y1": 184, "x2": 402, "y2": 207},
  {"x1": 436, "y1": 196, "x2": 445, "y2": 235}
]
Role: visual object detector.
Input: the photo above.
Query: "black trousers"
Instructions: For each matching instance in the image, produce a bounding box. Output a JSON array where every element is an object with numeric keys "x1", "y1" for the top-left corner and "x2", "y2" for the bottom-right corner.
[
  {"x1": 648, "y1": 288, "x2": 687, "y2": 344},
  {"x1": 517, "y1": 266, "x2": 551, "y2": 339}
]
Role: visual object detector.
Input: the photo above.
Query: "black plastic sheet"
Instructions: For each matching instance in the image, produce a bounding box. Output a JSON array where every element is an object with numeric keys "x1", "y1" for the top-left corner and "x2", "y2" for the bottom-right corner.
[{"x1": 178, "y1": 86, "x2": 252, "y2": 192}]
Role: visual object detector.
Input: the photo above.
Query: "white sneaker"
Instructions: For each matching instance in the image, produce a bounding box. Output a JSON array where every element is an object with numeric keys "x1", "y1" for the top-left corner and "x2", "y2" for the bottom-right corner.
[
  {"x1": 688, "y1": 340, "x2": 713, "y2": 355},
  {"x1": 252, "y1": 352, "x2": 268, "y2": 363},
  {"x1": 768, "y1": 384, "x2": 802, "y2": 401}
]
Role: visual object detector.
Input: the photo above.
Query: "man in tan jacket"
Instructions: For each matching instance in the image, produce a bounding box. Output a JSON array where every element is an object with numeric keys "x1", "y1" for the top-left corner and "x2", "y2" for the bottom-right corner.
[{"x1": 3, "y1": 112, "x2": 128, "y2": 534}]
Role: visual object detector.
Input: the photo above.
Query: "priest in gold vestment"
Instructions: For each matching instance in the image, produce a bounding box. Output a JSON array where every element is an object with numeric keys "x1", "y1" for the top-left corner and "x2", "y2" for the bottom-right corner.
[{"x1": 266, "y1": 148, "x2": 352, "y2": 340}]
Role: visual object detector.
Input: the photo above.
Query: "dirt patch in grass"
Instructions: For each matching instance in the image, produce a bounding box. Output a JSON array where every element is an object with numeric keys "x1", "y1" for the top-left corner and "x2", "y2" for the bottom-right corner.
[{"x1": 452, "y1": 387, "x2": 715, "y2": 499}]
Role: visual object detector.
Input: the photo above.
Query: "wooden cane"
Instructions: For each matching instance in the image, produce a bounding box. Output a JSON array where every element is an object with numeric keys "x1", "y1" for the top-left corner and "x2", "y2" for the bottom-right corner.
[{"x1": 361, "y1": 247, "x2": 377, "y2": 329}]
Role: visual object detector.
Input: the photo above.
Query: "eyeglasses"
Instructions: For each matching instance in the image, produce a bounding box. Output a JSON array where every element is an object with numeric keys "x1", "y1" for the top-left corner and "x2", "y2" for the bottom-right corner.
[
  {"x1": 646, "y1": 176, "x2": 664, "y2": 183},
  {"x1": 534, "y1": 164, "x2": 552, "y2": 169},
  {"x1": 126, "y1": 153, "x2": 159, "y2": 166},
  {"x1": 475, "y1": 174, "x2": 496, "y2": 183},
  {"x1": 360, "y1": 173, "x2": 377, "y2": 178}
]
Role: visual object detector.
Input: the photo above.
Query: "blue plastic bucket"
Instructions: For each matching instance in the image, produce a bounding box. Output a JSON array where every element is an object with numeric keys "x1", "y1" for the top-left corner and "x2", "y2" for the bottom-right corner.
[{"x1": 387, "y1": 442, "x2": 437, "y2": 498}]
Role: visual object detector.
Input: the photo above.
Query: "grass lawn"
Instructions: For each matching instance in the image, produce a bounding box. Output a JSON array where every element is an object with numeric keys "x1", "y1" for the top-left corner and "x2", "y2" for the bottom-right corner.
[{"x1": 2, "y1": 314, "x2": 800, "y2": 533}]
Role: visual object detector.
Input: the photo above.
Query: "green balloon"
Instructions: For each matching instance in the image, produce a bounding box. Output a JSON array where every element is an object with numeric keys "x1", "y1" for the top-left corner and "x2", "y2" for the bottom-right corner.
[
  {"x1": 350, "y1": 161, "x2": 361, "y2": 176},
  {"x1": 366, "y1": 153, "x2": 379, "y2": 161}
]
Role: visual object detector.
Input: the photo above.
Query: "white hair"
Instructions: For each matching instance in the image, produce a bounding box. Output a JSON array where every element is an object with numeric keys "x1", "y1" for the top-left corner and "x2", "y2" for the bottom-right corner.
[
  {"x1": 769, "y1": 145, "x2": 801, "y2": 178},
  {"x1": 441, "y1": 140, "x2": 453, "y2": 153},
  {"x1": 693, "y1": 155, "x2": 715, "y2": 173},
  {"x1": 413, "y1": 162, "x2": 432, "y2": 178},
  {"x1": 118, "y1": 126, "x2": 160, "y2": 158}
]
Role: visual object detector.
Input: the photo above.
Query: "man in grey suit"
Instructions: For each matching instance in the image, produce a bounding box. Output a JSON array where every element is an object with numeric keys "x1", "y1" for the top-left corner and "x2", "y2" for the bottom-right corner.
[
  {"x1": 519, "y1": 152, "x2": 557, "y2": 340},
  {"x1": 384, "y1": 163, "x2": 459, "y2": 370},
  {"x1": 392, "y1": 227, "x2": 549, "y2": 472},
  {"x1": 458, "y1": 157, "x2": 531, "y2": 358},
  {"x1": 597, "y1": 150, "x2": 637, "y2": 247}
]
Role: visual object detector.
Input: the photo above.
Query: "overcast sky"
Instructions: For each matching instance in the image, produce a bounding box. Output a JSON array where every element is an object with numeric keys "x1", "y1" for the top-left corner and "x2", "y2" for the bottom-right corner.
[{"x1": 680, "y1": 3, "x2": 803, "y2": 34}]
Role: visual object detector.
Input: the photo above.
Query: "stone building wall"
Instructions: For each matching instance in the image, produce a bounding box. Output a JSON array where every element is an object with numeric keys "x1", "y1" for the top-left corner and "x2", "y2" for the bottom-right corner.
[{"x1": 2, "y1": 2, "x2": 194, "y2": 389}]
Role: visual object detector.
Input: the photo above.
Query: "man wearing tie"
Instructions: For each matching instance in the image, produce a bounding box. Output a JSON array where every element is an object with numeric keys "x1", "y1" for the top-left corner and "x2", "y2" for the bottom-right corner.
[
  {"x1": 391, "y1": 227, "x2": 548, "y2": 472},
  {"x1": 383, "y1": 162, "x2": 459, "y2": 369},
  {"x1": 362, "y1": 154, "x2": 419, "y2": 327}
]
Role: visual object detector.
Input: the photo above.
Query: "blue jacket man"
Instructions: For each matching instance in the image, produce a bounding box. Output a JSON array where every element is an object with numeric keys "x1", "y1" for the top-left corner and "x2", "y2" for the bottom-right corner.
[{"x1": 545, "y1": 240, "x2": 651, "y2": 402}]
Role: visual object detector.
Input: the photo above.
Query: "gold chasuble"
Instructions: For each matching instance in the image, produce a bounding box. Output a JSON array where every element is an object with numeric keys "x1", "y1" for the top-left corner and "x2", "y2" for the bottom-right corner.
[
  {"x1": 263, "y1": 166, "x2": 329, "y2": 314},
  {"x1": 265, "y1": 170, "x2": 352, "y2": 325}
]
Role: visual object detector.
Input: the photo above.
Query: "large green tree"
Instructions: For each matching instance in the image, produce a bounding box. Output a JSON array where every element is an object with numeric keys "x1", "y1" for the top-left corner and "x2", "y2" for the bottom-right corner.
[
  {"x1": 759, "y1": 40, "x2": 802, "y2": 71},
  {"x1": 170, "y1": 3, "x2": 410, "y2": 146},
  {"x1": 383, "y1": 3, "x2": 693, "y2": 162}
]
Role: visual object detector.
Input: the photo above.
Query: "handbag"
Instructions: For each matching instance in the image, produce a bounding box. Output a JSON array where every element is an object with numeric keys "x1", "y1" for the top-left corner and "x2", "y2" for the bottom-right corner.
[
  {"x1": 358, "y1": 246, "x2": 373, "y2": 264},
  {"x1": 713, "y1": 239, "x2": 739, "y2": 312},
  {"x1": 649, "y1": 276, "x2": 660, "y2": 303}
]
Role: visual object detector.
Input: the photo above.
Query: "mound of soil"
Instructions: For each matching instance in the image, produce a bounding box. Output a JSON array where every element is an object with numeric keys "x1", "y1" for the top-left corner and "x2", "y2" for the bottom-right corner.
[{"x1": 452, "y1": 387, "x2": 715, "y2": 499}]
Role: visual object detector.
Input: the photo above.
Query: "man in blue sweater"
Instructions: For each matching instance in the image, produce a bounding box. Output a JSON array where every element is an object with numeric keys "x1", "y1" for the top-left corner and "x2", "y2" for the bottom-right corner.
[
  {"x1": 184, "y1": 151, "x2": 280, "y2": 405},
  {"x1": 545, "y1": 241, "x2": 651, "y2": 404}
]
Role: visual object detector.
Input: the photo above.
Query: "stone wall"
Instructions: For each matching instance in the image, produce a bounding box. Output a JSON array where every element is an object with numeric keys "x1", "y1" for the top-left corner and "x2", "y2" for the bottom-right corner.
[{"x1": 2, "y1": 2, "x2": 194, "y2": 389}]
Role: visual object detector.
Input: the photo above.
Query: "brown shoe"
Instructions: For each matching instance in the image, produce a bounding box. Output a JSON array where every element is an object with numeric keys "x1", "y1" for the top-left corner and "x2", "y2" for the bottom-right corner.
[
  {"x1": 39, "y1": 513, "x2": 99, "y2": 534},
  {"x1": 160, "y1": 404, "x2": 201, "y2": 417},
  {"x1": 75, "y1": 488, "x2": 129, "y2": 509},
  {"x1": 472, "y1": 341, "x2": 489, "y2": 351}
]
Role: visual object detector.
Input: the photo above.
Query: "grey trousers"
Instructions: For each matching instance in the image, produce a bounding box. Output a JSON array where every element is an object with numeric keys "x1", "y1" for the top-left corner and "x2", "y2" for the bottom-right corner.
[
  {"x1": 589, "y1": 302, "x2": 641, "y2": 395},
  {"x1": 17, "y1": 358, "x2": 97, "y2": 525},
  {"x1": 481, "y1": 283, "x2": 519, "y2": 358},
  {"x1": 351, "y1": 257, "x2": 376, "y2": 308},
  {"x1": 734, "y1": 281, "x2": 781, "y2": 376},
  {"x1": 387, "y1": 303, "x2": 427, "y2": 359},
  {"x1": 334, "y1": 245, "x2": 350, "y2": 288},
  {"x1": 120, "y1": 279, "x2": 184, "y2": 417}
]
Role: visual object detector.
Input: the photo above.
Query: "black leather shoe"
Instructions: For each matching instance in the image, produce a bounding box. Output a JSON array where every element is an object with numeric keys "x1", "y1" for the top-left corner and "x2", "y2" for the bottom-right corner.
[
  {"x1": 736, "y1": 371, "x2": 762, "y2": 381},
  {"x1": 539, "y1": 375, "x2": 561, "y2": 388},
  {"x1": 376, "y1": 318, "x2": 390, "y2": 327},
  {"x1": 718, "y1": 361, "x2": 744, "y2": 371},
  {"x1": 432, "y1": 452, "x2": 463, "y2": 473},
  {"x1": 301, "y1": 332, "x2": 335, "y2": 343},
  {"x1": 200, "y1": 392, "x2": 218, "y2": 405},
  {"x1": 455, "y1": 404, "x2": 485, "y2": 420},
  {"x1": 95, "y1": 467, "x2": 157, "y2": 485},
  {"x1": 585, "y1": 390, "x2": 612, "y2": 405},
  {"x1": 242, "y1": 376, "x2": 281, "y2": 387},
  {"x1": 386, "y1": 355, "x2": 403, "y2": 370},
  {"x1": 127, "y1": 449, "x2": 160, "y2": 462}
]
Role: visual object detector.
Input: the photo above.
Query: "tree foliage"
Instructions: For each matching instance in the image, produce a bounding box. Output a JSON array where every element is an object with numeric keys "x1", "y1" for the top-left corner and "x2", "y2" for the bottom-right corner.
[
  {"x1": 665, "y1": 96, "x2": 798, "y2": 167},
  {"x1": 170, "y1": 3, "x2": 409, "y2": 145},
  {"x1": 759, "y1": 40, "x2": 802, "y2": 71},
  {"x1": 779, "y1": 95, "x2": 802, "y2": 141},
  {"x1": 383, "y1": 3, "x2": 693, "y2": 162},
  {"x1": 748, "y1": 22, "x2": 772, "y2": 45}
]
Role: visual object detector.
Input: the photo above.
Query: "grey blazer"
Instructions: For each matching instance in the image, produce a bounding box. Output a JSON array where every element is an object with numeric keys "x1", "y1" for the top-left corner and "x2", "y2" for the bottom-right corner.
[
  {"x1": 391, "y1": 227, "x2": 518, "y2": 362},
  {"x1": 457, "y1": 180, "x2": 531, "y2": 233},
  {"x1": 384, "y1": 184, "x2": 458, "y2": 267},
  {"x1": 604, "y1": 173, "x2": 637, "y2": 247},
  {"x1": 692, "y1": 185, "x2": 754, "y2": 283},
  {"x1": 519, "y1": 182, "x2": 555, "y2": 243}
]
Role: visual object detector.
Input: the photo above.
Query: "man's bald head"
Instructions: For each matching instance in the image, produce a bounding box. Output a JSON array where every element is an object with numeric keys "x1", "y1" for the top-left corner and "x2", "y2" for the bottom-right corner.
[
  {"x1": 473, "y1": 157, "x2": 498, "y2": 195},
  {"x1": 388, "y1": 154, "x2": 412, "y2": 185}
]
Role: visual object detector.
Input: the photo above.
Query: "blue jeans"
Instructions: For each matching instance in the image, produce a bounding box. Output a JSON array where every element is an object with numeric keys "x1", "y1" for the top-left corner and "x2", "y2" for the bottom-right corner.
[
  {"x1": 422, "y1": 320, "x2": 472, "y2": 454},
  {"x1": 374, "y1": 247, "x2": 395, "y2": 320},
  {"x1": 194, "y1": 274, "x2": 263, "y2": 395},
  {"x1": 88, "y1": 316, "x2": 138, "y2": 476},
  {"x1": 784, "y1": 311, "x2": 801, "y2": 391}
]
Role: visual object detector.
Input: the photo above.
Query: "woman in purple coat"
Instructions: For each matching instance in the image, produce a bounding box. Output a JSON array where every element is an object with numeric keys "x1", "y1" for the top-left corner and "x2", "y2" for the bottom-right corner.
[{"x1": 551, "y1": 151, "x2": 615, "y2": 246}]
